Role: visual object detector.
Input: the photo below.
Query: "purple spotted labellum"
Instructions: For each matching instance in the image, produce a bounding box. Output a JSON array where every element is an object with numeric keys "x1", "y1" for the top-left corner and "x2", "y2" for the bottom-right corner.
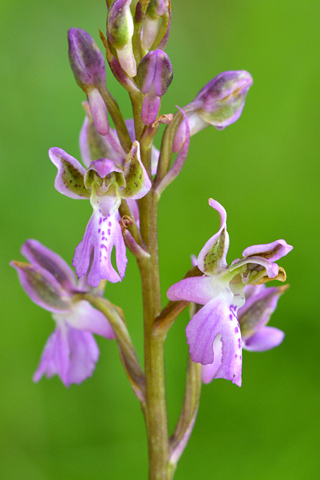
[
  {"x1": 167, "y1": 199, "x2": 292, "y2": 387},
  {"x1": 137, "y1": 49, "x2": 173, "y2": 125},
  {"x1": 49, "y1": 142, "x2": 151, "y2": 287},
  {"x1": 68, "y1": 28, "x2": 109, "y2": 135},
  {"x1": 173, "y1": 70, "x2": 253, "y2": 152},
  {"x1": 201, "y1": 284, "x2": 287, "y2": 384},
  {"x1": 10, "y1": 240, "x2": 115, "y2": 387}
]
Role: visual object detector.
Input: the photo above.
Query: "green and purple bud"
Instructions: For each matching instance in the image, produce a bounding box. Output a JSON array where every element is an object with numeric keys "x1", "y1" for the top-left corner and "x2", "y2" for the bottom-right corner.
[
  {"x1": 173, "y1": 70, "x2": 253, "y2": 152},
  {"x1": 142, "y1": 0, "x2": 169, "y2": 50},
  {"x1": 137, "y1": 49, "x2": 173, "y2": 125},
  {"x1": 107, "y1": 0, "x2": 136, "y2": 77},
  {"x1": 68, "y1": 28, "x2": 109, "y2": 135}
]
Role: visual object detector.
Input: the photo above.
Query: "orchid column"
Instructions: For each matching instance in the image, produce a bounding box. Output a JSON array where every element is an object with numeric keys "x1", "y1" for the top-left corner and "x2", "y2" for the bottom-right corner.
[{"x1": 10, "y1": 1, "x2": 293, "y2": 480}]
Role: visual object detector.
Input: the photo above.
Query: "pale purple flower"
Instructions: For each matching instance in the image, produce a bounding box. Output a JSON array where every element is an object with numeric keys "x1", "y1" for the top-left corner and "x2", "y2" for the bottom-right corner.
[
  {"x1": 173, "y1": 70, "x2": 253, "y2": 152},
  {"x1": 201, "y1": 284, "x2": 286, "y2": 384},
  {"x1": 137, "y1": 49, "x2": 173, "y2": 125},
  {"x1": 49, "y1": 141, "x2": 151, "y2": 287},
  {"x1": 68, "y1": 28, "x2": 109, "y2": 135},
  {"x1": 10, "y1": 240, "x2": 115, "y2": 387},
  {"x1": 167, "y1": 199, "x2": 292, "y2": 387}
]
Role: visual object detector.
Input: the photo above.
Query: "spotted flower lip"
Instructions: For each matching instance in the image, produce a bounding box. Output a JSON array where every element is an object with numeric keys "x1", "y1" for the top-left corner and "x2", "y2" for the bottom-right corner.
[
  {"x1": 202, "y1": 284, "x2": 287, "y2": 384},
  {"x1": 10, "y1": 239, "x2": 115, "y2": 387},
  {"x1": 167, "y1": 198, "x2": 292, "y2": 387},
  {"x1": 49, "y1": 141, "x2": 151, "y2": 287}
]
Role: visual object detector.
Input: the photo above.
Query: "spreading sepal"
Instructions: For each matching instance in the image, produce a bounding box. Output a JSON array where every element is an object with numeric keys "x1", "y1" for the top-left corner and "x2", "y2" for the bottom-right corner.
[{"x1": 11, "y1": 240, "x2": 115, "y2": 387}]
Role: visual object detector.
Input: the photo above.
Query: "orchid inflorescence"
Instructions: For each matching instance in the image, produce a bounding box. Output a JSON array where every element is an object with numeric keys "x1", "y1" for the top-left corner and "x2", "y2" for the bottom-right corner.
[{"x1": 11, "y1": 1, "x2": 292, "y2": 478}]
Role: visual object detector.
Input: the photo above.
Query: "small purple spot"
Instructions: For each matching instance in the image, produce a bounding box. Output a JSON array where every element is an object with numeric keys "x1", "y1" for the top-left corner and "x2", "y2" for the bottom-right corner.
[
  {"x1": 238, "y1": 338, "x2": 241, "y2": 349},
  {"x1": 235, "y1": 354, "x2": 238, "y2": 358},
  {"x1": 240, "y1": 356, "x2": 242, "y2": 360},
  {"x1": 98, "y1": 228, "x2": 101, "y2": 233},
  {"x1": 234, "y1": 327, "x2": 239, "y2": 333},
  {"x1": 104, "y1": 256, "x2": 107, "y2": 260},
  {"x1": 100, "y1": 244, "x2": 108, "y2": 252},
  {"x1": 102, "y1": 231, "x2": 105, "y2": 235},
  {"x1": 99, "y1": 217, "x2": 102, "y2": 225},
  {"x1": 229, "y1": 314, "x2": 233, "y2": 321},
  {"x1": 107, "y1": 229, "x2": 111, "y2": 235},
  {"x1": 108, "y1": 221, "x2": 112, "y2": 227}
]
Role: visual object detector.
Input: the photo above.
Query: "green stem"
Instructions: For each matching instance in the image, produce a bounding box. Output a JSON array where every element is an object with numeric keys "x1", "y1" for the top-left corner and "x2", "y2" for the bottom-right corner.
[{"x1": 138, "y1": 186, "x2": 169, "y2": 478}]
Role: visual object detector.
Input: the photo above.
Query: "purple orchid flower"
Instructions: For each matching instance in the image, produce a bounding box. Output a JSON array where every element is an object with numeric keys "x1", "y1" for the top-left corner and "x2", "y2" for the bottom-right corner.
[
  {"x1": 137, "y1": 49, "x2": 173, "y2": 125},
  {"x1": 173, "y1": 70, "x2": 253, "y2": 152},
  {"x1": 201, "y1": 283, "x2": 287, "y2": 384},
  {"x1": 10, "y1": 240, "x2": 115, "y2": 387},
  {"x1": 49, "y1": 141, "x2": 151, "y2": 287},
  {"x1": 167, "y1": 199, "x2": 292, "y2": 387}
]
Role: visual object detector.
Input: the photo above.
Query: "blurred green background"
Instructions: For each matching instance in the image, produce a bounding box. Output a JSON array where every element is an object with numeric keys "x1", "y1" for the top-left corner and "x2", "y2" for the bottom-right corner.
[{"x1": 1, "y1": 0, "x2": 319, "y2": 478}]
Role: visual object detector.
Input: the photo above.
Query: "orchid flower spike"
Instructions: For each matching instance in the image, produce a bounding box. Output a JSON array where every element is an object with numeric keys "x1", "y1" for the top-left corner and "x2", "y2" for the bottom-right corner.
[
  {"x1": 137, "y1": 49, "x2": 173, "y2": 125},
  {"x1": 107, "y1": 0, "x2": 136, "y2": 77},
  {"x1": 68, "y1": 28, "x2": 109, "y2": 135},
  {"x1": 142, "y1": 0, "x2": 170, "y2": 50},
  {"x1": 10, "y1": 240, "x2": 115, "y2": 387},
  {"x1": 201, "y1": 283, "x2": 287, "y2": 384},
  {"x1": 167, "y1": 199, "x2": 292, "y2": 387},
  {"x1": 49, "y1": 142, "x2": 151, "y2": 287},
  {"x1": 173, "y1": 70, "x2": 253, "y2": 152}
]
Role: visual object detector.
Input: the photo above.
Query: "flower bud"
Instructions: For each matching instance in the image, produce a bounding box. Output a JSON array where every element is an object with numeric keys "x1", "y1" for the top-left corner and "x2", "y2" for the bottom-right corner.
[
  {"x1": 68, "y1": 28, "x2": 107, "y2": 90},
  {"x1": 173, "y1": 70, "x2": 253, "y2": 152},
  {"x1": 68, "y1": 28, "x2": 109, "y2": 135},
  {"x1": 107, "y1": 0, "x2": 136, "y2": 77},
  {"x1": 142, "y1": 0, "x2": 169, "y2": 50},
  {"x1": 137, "y1": 49, "x2": 173, "y2": 125}
]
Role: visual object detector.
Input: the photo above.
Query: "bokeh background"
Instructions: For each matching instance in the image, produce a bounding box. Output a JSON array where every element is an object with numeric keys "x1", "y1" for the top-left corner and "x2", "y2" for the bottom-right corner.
[{"x1": 1, "y1": 0, "x2": 319, "y2": 478}]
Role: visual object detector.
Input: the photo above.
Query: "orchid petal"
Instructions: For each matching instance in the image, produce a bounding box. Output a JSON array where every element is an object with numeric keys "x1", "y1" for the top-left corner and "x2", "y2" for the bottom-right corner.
[
  {"x1": 73, "y1": 209, "x2": 127, "y2": 287},
  {"x1": 49, "y1": 147, "x2": 90, "y2": 199},
  {"x1": 121, "y1": 141, "x2": 152, "y2": 199},
  {"x1": 197, "y1": 199, "x2": 229, "y2": 274},
  {"x1": 66, "y1": 300, "x2": 115, "y2": 339},
  {"x1": 230, "y1": 255, "x2": 279, "y2": 279},
  {"x1": 239, "y1": 286, "x2": 283, "y2": 338},
  {"x1": 33, "y1": 325, "x2": 70, "y2": 386},
  {"x1": 186, "y1": 296, "x2": 242, "y2": 386},
  {"x1": 243, "y1": 326, "x2": 284, "y2": 352},
  {"x1": 167, "y1": 275, "x2": 222, "y2": 305},
  {"x1": 242, "y1": 239, "x2": 293, "y2": 262},
  {"x1": 21, "y1": 239, "x2": 76, "y2": 292},
  {"x1": 79, "y1": 113, "x2": 124, "y2": 167},
  {"x1": 10, "y1": 261, "x2": 71, "y2": 313}
]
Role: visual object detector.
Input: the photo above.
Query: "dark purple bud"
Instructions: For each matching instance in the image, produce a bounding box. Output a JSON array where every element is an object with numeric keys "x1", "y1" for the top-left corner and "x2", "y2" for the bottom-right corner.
[
  {"x1": 68, "y1": 28, "x2": 106, "y2": 91},
  {"x1": 137, "y1": 49, "x2": 173, "y2": 124}
]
